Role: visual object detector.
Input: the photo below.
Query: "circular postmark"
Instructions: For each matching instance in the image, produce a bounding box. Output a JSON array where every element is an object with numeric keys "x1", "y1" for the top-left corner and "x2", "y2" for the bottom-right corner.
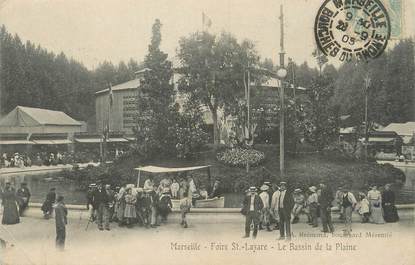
[{"x1": 314, "y1": 0, "x2": 391, "y2": 62}]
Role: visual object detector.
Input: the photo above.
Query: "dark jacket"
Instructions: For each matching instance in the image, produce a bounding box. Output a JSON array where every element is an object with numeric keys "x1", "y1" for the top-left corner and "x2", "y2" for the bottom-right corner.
[
  {"x1": 319, "y1": 187, "x2": 334, "y2": 208},
  {"x1": 208, "y1": 186, "x2": 223, "y2": 198},
  {"x1": 241, "y1": 194, "x2": 263, "y2": 215},
  {"x1": 16, "y1": 187, "x2": 31, "y2": 204},
  {"x1": 92, "y1": 188, "x2": 110, "y2": 208},
  {"x1": 54, "y1": 202, "x2": 68, "y2": 228},
  {"x1": 272, "y1": 190, "x2": 294, "y2": 215},
  {"x1": 149, "y1": 191, "x2": 159, "y2": 208}
]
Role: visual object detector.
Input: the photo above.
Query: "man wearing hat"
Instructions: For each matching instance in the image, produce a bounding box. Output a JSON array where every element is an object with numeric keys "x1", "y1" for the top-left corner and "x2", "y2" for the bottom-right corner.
[
  {"x1": 92, "y1": 183, "x2": 111, "y2": 230},
  {"x1": 54, "y1": 195, "x2": 67, "y2": 250},
  {"x1": 341, "y1": 186, "x2": 357, "y2": 236},
  {"x1": 291, "y1": 188, "x2": 305, "y2": 224},
  {"x1": 86, "y1": 184, "x2": 96, "y2": 211},
  {"x1": 158, "y1": 188, "x2": 173, "y2": 223},
  {"x1": 41, "y1": 187, "x2": 56, "y2": 219},
  {"x1": 307, "y1": 186, "x2": 319, "y2": 228},
  {"x1": 259, "y1": 184, "x2": 272, "y2": 231},
  {"x1": 208, "y1": 179, "x2": 223, "y2": 199},
  {"x1": 241, "y1": 187, "x2": 263, "y2": 239},
  {"x1": 318, "y1": 183, "x2": 334, "y2": 233},
  {"x1": 271, "y1": 182, "x2": 294, "y2": 240},
  {"x1": 16, "y1": 182, "x2": 31, "y2": 217}
]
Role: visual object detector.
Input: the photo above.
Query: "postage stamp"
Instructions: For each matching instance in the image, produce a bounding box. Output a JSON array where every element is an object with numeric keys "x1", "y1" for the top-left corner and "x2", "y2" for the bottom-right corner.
[
  {"x1": 383, "y1": 0, "x2": 403, "y2": 39},
  {"x1": 314, "y1": 0, "x2": 391, "y2": 62}
]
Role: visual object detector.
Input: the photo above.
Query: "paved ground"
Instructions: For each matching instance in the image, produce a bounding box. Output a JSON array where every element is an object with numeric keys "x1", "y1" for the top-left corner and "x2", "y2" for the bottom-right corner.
[{"x1": 0, "y1": 208, "x2": 414, "y2": 265}]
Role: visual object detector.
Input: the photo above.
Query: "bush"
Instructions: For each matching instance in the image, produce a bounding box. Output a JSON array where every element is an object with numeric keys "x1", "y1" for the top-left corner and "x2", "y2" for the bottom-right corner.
[{"x1": 217, "y1": 148, "x2": 265, "y2": 168}]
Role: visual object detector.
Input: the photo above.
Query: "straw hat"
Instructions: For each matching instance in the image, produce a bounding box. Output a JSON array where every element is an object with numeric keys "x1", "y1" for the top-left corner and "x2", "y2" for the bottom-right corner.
[
  {"x1": 126, "y1": 184, "x2": 135, "y2": 189},
  {"x1": 309, "y1": 186, "x2": 317, "y2": 192},
  {"x1": 162, "y1": 187, "x2": 170, "y2": 194},
  {"x1": 260, "y1": 185, "x2": 269, "y2": 191},
  {"x1": 294, "y1": 188, "x2": 302, "y2": 193},
  {"x1": 249, "y1": 186, "x2": 257, "y2": 192}
]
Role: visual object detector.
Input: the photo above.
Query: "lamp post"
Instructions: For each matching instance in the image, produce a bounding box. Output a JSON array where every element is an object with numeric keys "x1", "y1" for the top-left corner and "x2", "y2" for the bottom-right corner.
[
  {"x1": 363, "y1": 74, "x2": 371, "y2": 161},
  {"x1": 278, "y1": 4, "x2": 287, "y2": 177},
  {"x1": 277, "y1": 67, "x2": 287, "y2": 177}
]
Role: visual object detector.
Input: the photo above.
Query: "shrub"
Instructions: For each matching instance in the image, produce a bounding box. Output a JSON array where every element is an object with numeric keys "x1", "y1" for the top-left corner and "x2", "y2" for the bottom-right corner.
[{"x1": 217, "y1": 148, "x2": 265, "y2": 168}]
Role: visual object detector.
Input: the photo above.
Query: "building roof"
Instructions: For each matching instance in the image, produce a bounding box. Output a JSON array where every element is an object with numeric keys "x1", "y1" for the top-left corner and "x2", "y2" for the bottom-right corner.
[
  {"x1": 0, "y1": 106, "x2": 81, "y2": 127},
  {"x1": 95, "y1": 78, "x2": 142, "y2": 95},
  {"x1": 381, "y1": 122, "x2": 415, "y2": 136}
]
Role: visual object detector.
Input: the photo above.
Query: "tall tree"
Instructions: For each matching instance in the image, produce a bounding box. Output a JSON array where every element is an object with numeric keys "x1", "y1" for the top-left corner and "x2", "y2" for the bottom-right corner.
[
  {"x1": 135, "y1": 19, "x2": 178, "y2": 157},
  {"x1": 177, "y1": 31, "x2": 259, "y2": 145}
]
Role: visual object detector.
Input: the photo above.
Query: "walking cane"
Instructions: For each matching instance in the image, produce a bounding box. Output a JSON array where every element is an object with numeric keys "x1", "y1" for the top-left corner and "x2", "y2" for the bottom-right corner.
[
  {"x1": 85, "y1": 215, "x2": 93, "y2": 231},
  {"x1": 85, "y1": 209, "x2": 95, "y2": 231}
]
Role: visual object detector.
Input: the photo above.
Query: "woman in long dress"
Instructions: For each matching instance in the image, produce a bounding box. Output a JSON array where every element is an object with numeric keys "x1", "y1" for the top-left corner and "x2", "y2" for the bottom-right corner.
[
  {"x1": 382, "y1": 184, "x2": 399, "y2": 222},
  {"x1": 1, "y1": 182, "x2": 20, "y2": 225},
  {"x1": 115, "y1": 187, "x2": 126, "y2": 226},
  {"x1": 124, "y1": 188, "x2": 137, "y2": 227},
  {"x1": 367, "y1": 185, "x2": 385, "y2": 224}
]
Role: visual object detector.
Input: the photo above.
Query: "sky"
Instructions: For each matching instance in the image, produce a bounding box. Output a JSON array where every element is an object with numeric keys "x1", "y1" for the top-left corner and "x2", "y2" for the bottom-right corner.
[{"x1": 0, "y1": 0, "x2": 414, "y2": 70}]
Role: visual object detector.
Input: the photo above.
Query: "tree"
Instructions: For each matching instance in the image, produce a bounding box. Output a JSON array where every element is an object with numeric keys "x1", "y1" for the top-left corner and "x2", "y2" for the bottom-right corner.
[
  {"x1": 177, "y1": 31, "x2": 259, "y2": 145},
  {"x1": 175, "y1": 101, "x2": 208, "y2": 158},
  {"x1": 333, "y1": 38, "x2": 415, "y2": 128},
  {"x1": 301, "y1": 51, "x2": 339, "y2": 150},
  {"x1": 304, "y1": 74, "x2": 339, "y2": 150},
  {"x1": 134, "y1": 19, "x2": 178, "y2": 158}
]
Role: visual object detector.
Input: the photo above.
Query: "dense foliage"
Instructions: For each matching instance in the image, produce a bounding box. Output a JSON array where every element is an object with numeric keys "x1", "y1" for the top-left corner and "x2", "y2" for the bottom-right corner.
[
  {"x1": 177, "y1": 31, "x2": 259, "y2": 145},
  {"x1": 0, "y1": 25, "x2": 141, "y2": 122},
  {"x1": 134, "y1": 20, "x2": 208, "y2": 159},
  {"x1": 134, "y1": 19, "x2": 178, "y2": 158},
  {"x1": 333, "y1": 39, "x2": 415, "y2": 128}
]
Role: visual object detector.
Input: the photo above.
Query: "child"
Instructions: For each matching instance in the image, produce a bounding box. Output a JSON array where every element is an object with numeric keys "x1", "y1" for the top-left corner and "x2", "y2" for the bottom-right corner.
[
  {"x1": 199, "y1": 185, "x2": 208, "y2": 200},
  {"x1": 357, "y1": 192, "x2": 370, "y2": 223},
  {"x1": 179, "y1": 191, "x2": 192, "y2": 228},
  {"x1": 171, "y1": 179, "x2": 180, "y2": 199},
  {"x1": 158, "y1": 188, "x2": 173, "y2": 223}
]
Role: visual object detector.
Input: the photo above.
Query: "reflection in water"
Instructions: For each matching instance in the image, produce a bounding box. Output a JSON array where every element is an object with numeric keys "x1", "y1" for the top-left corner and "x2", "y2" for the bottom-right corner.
[{"x1": 0, "y1": 172, "x2": 86, "y2": 205}]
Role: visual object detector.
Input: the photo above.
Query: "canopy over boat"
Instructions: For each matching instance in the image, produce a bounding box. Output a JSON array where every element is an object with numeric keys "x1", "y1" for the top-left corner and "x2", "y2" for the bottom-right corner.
[
  {"x1": 135, "y1": 165, "x2": 210, "y2": 173},
  {"x1": 135, "y1": 165, "x2": 211, "y2": 187}
]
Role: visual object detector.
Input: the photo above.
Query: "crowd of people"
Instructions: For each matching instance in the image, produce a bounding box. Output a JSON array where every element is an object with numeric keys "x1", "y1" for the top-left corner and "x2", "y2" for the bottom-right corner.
[
  {"x1": 241, "y1": 181, "x2": 400, "y2": 240},
  {"x1": 83, "y1": 175, "x2": 223, "y2": 231},
  {"x1": 1, "y1": 182, "x2": 32, "y2": 225},
  {"x1": 1, "y1": 150, "x2": 101, "y2": 169},
  {"x1": 0, "y1": 176, "x2": 402, "y2": 250}
]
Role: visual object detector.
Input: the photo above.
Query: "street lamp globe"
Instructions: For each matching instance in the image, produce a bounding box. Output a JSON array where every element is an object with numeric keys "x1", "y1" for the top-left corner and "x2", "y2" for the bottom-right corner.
[{"x1": 277, "y1": 68, "x2": 288, "y2": 79}]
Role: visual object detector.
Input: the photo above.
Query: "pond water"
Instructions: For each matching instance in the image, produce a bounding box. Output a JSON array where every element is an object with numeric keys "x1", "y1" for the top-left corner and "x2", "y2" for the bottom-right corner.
[
  {"x1": 0, "y1": 171, "x2": 87, "y2": 205},
  {"x1": 1, "y1": 163, "x2": 414, "y2": 206}
]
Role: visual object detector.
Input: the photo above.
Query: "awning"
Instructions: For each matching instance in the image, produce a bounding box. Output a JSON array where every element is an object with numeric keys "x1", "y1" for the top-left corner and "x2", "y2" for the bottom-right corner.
[
  {"x1": 107, "y1": 138, "x2": 129, "y2": 143},
  {"x1": 125, "y1": 137, "x2": 136, "y2": 141},
  {"x1": 51, "y1": 139, "x2": 73, "y2": 144},
  {"x1": 0, "y1": 140, "x2": 34, "y2": 145},
  {"x1": 74, "y1": 138, "x2": 102, "y2": 143},
  {"x1": 32, "y1": 139, "x2": 72, "y2": 145},
  {"x1": 368, "y1": 137, "x2": 395, "y2": 143},
  {"x1": 32, "y1": 140, "x2": 55, "y2": 145},
  {"x1": 135, "y1": 165, "x2": 210, "y2": 173}
]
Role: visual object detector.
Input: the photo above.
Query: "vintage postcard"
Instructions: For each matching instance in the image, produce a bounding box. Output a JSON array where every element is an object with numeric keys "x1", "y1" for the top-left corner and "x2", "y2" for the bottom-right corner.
[{"x1": 0, "y1": 0, "x2": 414, "y2": 264}]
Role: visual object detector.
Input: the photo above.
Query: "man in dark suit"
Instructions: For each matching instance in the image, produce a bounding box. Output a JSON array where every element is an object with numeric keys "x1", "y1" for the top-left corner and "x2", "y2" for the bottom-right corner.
[
  {"x1": 16, "y1": 182, "x2": 31, "y2": 217},
  {"x1": 208, "y1": 180, "x2": 222, "y2": 198},
  {"x1": 271, "y1": 182, "x2": 294, "y2": 240},
  {"x1": 92, "y1": 183, "x2": 111, "y2": 231},
  {"x1": 241, "y1": 187, "x2": 263, "y2": 239},
  {"x1": 54, "y1": 195, "x2": 67, "y2": 250},
  {"x1": 318, "y1": 183, "x2": 334, "y2": 233}
]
